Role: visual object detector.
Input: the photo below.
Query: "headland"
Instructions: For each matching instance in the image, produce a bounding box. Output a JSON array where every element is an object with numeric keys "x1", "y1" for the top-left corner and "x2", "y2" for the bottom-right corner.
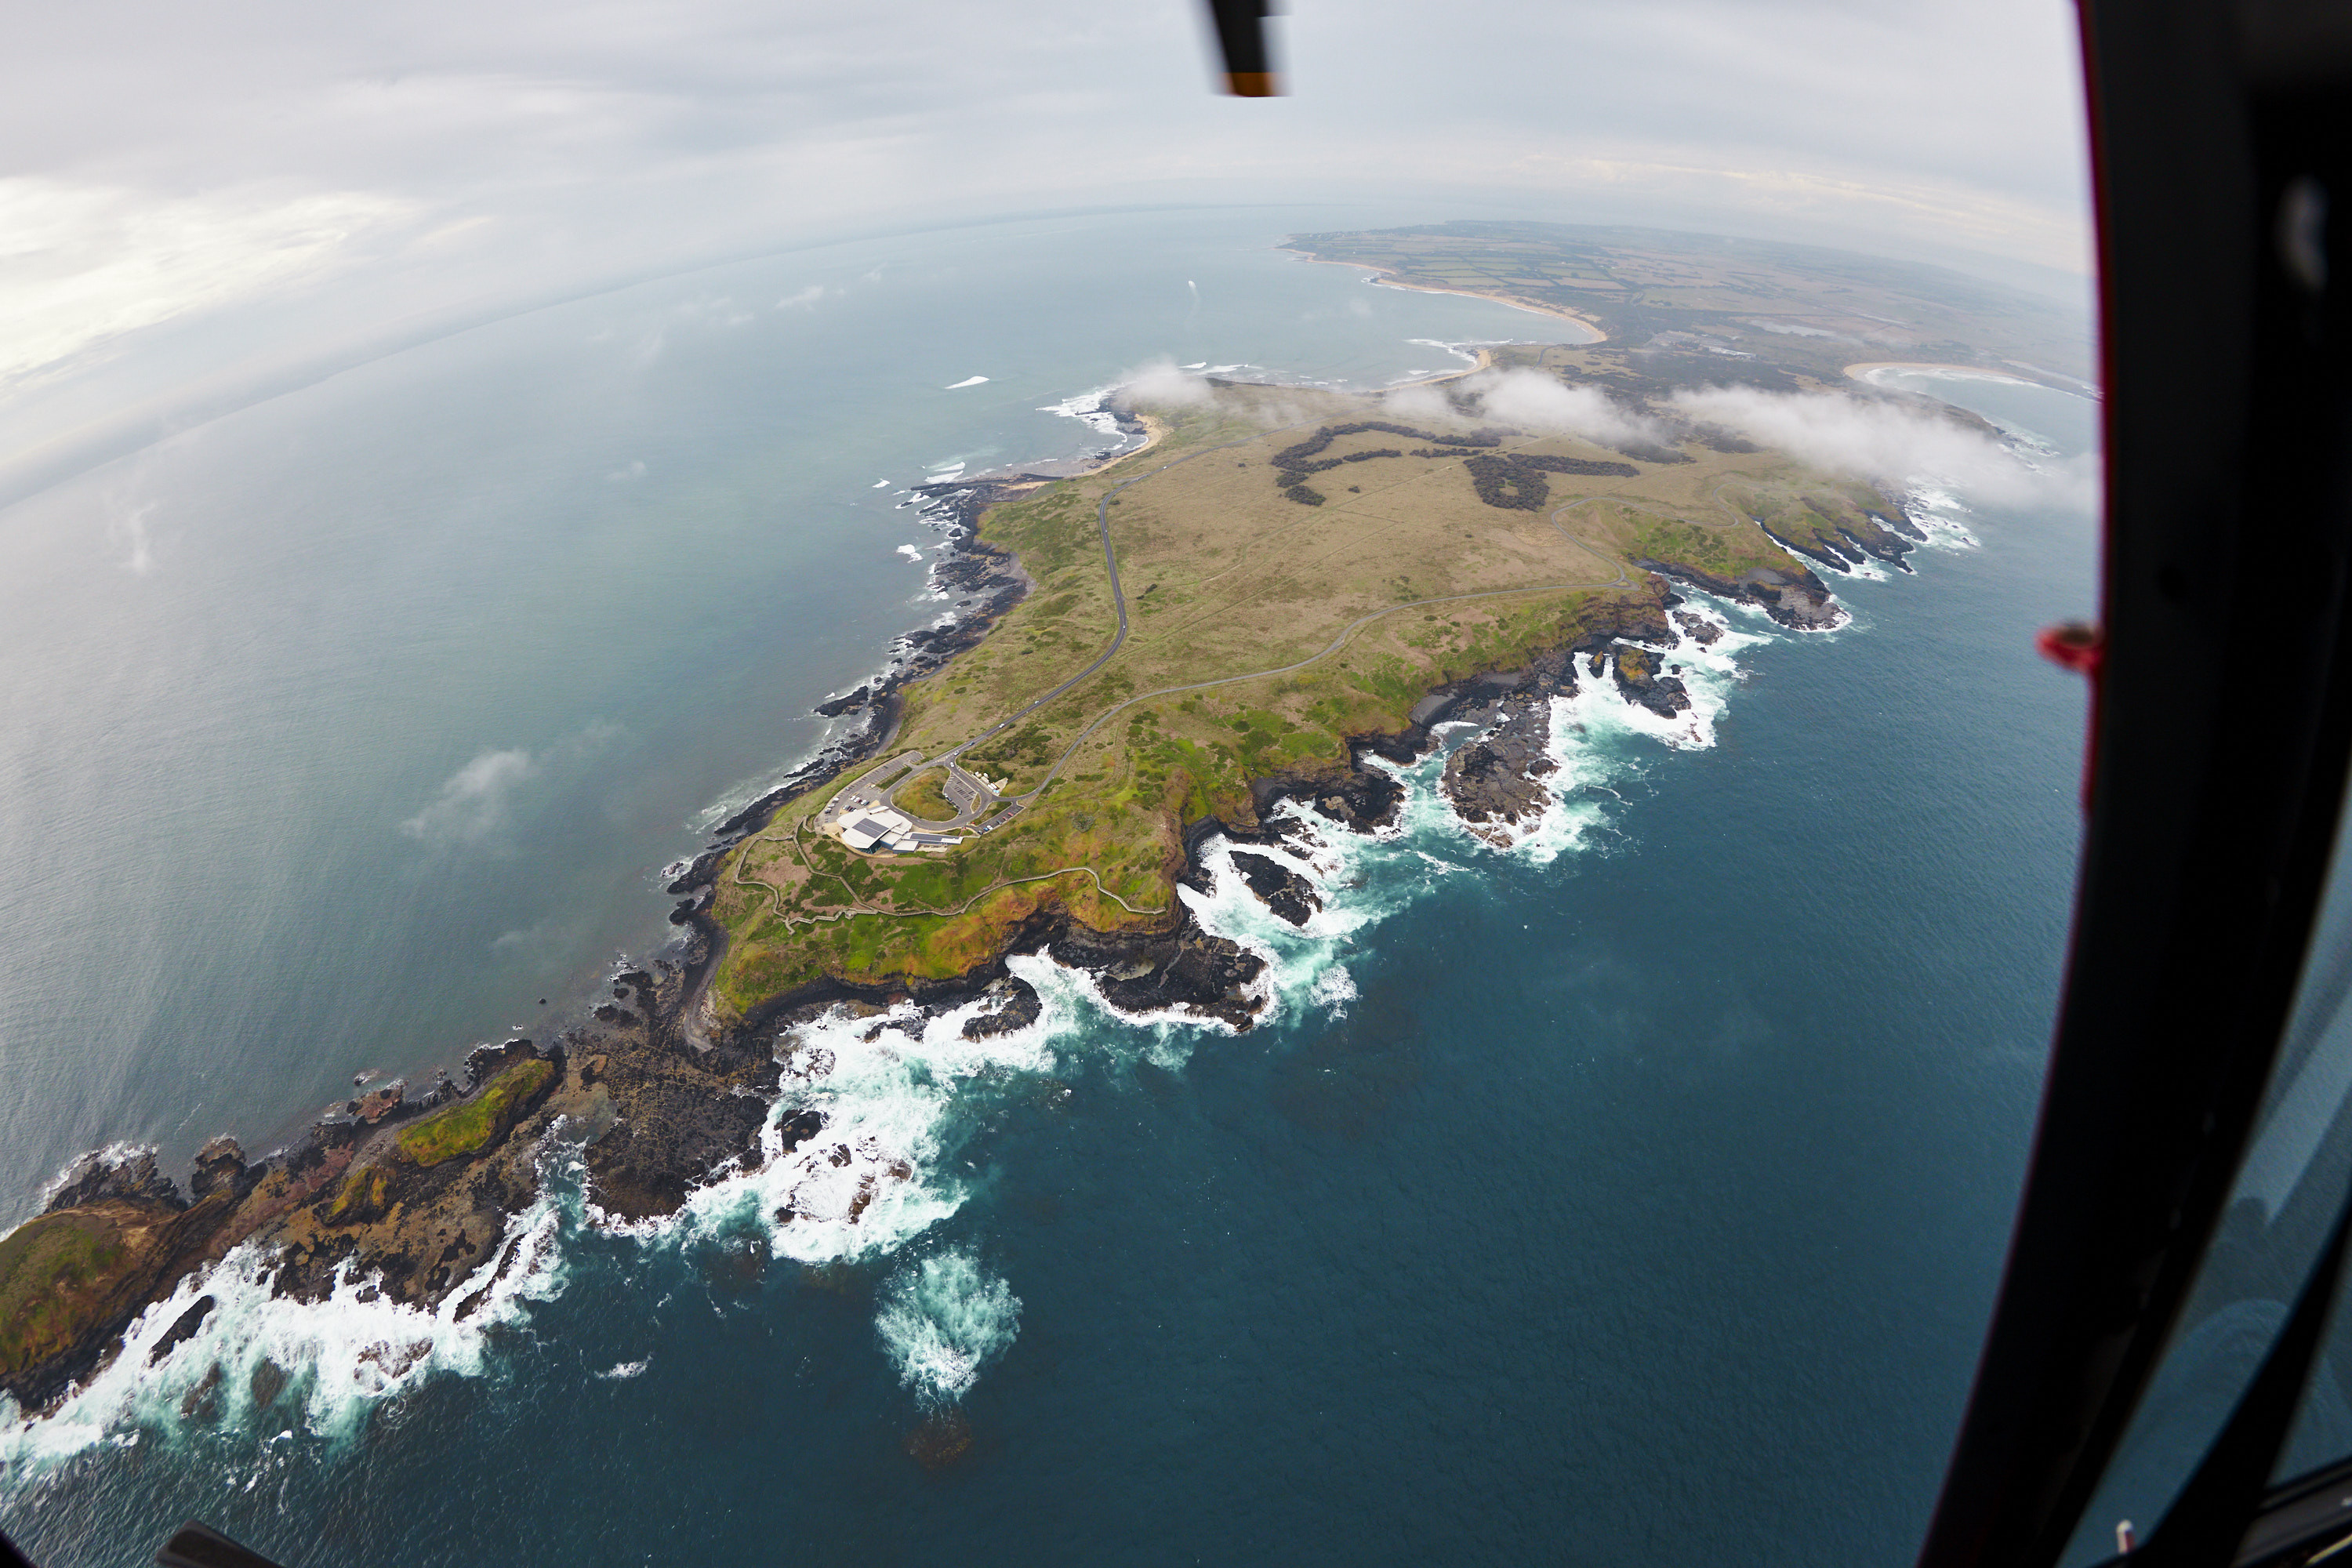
[{"x1": 2, "y1": 220, "x2": 2067, "y2": 1422}]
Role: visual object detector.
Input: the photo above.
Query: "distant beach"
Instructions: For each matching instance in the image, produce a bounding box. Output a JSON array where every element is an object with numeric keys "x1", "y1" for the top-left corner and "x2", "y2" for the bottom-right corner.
[
  {"x1": 1844, "y1": 360, "x2": 2037, "y2": 385},
  {"x1": 1280, "y1": 249, "x2": 1606, "y2": 343}
]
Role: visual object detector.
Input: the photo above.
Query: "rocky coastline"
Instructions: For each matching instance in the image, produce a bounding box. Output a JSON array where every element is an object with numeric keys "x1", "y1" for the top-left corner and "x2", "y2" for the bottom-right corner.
[{"x1": 2, "y1": 403, "x2": 1785, "y2": 1425}]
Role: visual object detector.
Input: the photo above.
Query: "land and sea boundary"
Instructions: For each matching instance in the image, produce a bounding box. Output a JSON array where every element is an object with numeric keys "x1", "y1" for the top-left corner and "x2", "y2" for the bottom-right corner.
[{"x1": 1, "y1": 220, "x2": 2071, "y2": 1421}]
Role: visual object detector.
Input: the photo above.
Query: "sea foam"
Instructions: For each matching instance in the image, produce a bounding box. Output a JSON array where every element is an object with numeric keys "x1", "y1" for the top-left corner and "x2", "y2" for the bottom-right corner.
[
  {"x1": 875, "y1": 1247, "x2": 1022, "y2": 1407},
  {"x1": 2, "y1": 1161, "x2": 571, "y2": 1465}
]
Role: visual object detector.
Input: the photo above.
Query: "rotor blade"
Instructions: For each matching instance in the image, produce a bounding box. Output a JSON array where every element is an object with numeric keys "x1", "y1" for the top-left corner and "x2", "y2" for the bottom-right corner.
[
  {"x1": 1203, "y1": 0, "x2": 1281, "y2": 96},
  {"x1": 154, "y1": 1524, "x2": 287, "y2": 1568}
]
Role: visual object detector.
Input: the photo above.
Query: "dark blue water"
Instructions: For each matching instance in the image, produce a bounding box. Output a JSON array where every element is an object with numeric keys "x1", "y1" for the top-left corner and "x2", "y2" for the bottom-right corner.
[{"x1": 0, "y1": 351, "x2": 2095, "y2": 1563}]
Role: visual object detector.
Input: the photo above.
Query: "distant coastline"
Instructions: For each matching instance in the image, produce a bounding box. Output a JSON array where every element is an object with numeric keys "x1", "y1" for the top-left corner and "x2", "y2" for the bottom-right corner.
[
  {"x1": 1278, "y1": 249, "x2": 1608, "y2": 343},
  {"x1": 1843, "y1": 361, "x2": 2039, "y2": 386}
]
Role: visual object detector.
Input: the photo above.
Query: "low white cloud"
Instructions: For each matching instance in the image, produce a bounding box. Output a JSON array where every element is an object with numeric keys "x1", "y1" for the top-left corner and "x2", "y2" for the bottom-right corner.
[
  {"x1": 107, "y1": 500, "x2": 159, "y2": 575},
  {"x1": 778, "y1": 284, "x2": 830, "y2": 310},
  {"x1": 1112, "y1": 356, "x2": 1213, "y2": 409},
  {"x1": 122, "y1": 511, "x2": 156, "y2": 574},
  {"x1": 1466, "y1": 368, "x2": 1661, "y2": 448},
  {"x1": 400, "y1": 747, "x2": 536, "y2": 845},
  {"x1": 1669, "y1": 385, "x2": 2096, "y2": 510},
  {"x1": 0, "y1": 177, "x2": 409, "y2": 387},
  {"x1": 490, "y1": 914, "x2": 583, "y2": 960},
  {"x1": 1379, "y1": 381, "x2": 1457, "y2": 423}
]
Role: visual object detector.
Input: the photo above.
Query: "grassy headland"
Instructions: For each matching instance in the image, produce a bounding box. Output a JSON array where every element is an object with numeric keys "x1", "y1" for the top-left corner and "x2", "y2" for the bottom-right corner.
[{"x1": 706, "y1": 361, "x2": 1907, "y2": 1022}]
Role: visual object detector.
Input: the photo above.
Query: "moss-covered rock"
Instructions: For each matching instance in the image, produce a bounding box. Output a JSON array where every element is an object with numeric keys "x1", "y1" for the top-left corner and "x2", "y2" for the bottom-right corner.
[
  {"x1": 1, "y1": 1198, "x2": 194, "y2": 1406},
  {"x1": 396, "y1": 1058, "x2": 555, "y2": 1168},
  {"x1": 321, "y1": 1163, "x2": 394, "y2": 1225}
]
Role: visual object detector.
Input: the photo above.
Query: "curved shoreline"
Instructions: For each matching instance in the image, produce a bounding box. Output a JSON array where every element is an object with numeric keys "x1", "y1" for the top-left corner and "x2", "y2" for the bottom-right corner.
[
  {"x1": 1843, "y1": 360, "x2": 2038, "y2": 385},
  {"x1": 1279, "y1": 249, "x2": 1607, "y2": 343}
]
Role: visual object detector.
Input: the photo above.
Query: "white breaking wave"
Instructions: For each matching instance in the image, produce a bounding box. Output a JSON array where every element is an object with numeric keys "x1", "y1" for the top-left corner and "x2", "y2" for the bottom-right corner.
[
  {"x1": 1, "y1": 1163, "x2": 571, "y2": 1466},
  {"x1": 666, "y1": 984, "x2": 1065, "y2": 1267},
  {"x1": 1405, "y1": 337, "x2": 1481, "y2": 365},
  {"x1": 944, "y1": 376, "x2": 989, "y2": 390},
  {"x1": 1039, "y1": 386, "x2": 1128, "y2": 444},
  {"x1": 875, "y1": 1247, "x2": 1021, "y2": 1407},
  {"x1": 1901, "y1": 482, "x2": 1984, "y2": 551}
]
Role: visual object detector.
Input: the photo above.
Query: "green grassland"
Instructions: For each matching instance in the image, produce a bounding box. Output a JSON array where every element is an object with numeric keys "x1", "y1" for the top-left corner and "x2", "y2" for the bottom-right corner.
[
  {"x1": 395, "y1": 1058, "x2": 554, "y2": 1168},
  {"x1": 0, "y1": 1203, "x2": 161, "y2": 1380},
  {"x1": 892, "y1": 769, "x2": 960, "y2": 822},
  {"x1": 706, "y1": 371, "x2": 1907, "y2": 1022}
]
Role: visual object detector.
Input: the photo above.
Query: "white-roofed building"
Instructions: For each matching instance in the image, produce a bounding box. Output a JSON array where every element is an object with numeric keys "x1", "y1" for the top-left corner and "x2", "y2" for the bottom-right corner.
[{"x1": 836, "y1": 805, "x2": 918, "y2": 853}]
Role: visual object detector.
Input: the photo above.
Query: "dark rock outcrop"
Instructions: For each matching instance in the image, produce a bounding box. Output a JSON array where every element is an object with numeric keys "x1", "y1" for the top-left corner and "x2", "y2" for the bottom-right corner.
[
  {"x1": 1441, "y1": 695, "x2": 1559, "y2": 838},
  {"x1": 1050, "y1": 921, "x2": 1265, "y2": 1030},
  {"x1": 1610, "y1": 644, "x2": 1692, "y2": 717},
  {"x1": 44, "y1": 1149, "x2": 181, "y2": 1215},
  {"x1": 1671, "y1": 610, "x2": 1722, "y2": 646},
  {"x1": 147, "y1": 1295, "x2": 216, "y2": 1367},
  {"x1": 580, "y1": 956, "x2": 777, "y2": 1222},
  {"x1": 961, "y1": 978, "x2": 1044, "y2": 1040},
  {"x1": 1226, "y1": 851, "x2": 1323, "y2": 927},
  {"x1": 1635, "y1": 557, "x2": 1842, "y2": 631}
]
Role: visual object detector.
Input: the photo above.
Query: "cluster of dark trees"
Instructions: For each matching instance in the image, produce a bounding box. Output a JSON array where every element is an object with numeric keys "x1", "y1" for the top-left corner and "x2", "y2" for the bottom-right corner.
[
  {"x1": 1464, "y1": 452, "x2": 1639, "y2": 510},
  {"x1": 1272, "y1": 421, "x2": 1504, "y2": 474},
  {"x1": 1273, "y1": 420, "x2": 1508, "y2": 506},
  {"x1": 1275, "y1": 421, "x2": 1416, "y2": 505},
  {"x1": 1689, "y1": 423, "x2": 1760, "y2": 453},
  {"x1": 1266, "y1": 418, "x2": 1653, "y2": 510}
]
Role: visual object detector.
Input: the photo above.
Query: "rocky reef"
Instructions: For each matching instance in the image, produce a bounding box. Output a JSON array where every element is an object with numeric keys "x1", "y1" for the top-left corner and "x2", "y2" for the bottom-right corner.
[
  {"x1": 1610, "y1": 644, "x2": 1692, "y2": 718},
  {"x1": 1635, "y1": 556, "x2": 1843, "y2": 630},
  {"x1": 0, "y1": 942, "x2": 785, "y2": 1414},
  {"x1": 1441, "y1": 693, "x2": 1561, "y2": 842}
]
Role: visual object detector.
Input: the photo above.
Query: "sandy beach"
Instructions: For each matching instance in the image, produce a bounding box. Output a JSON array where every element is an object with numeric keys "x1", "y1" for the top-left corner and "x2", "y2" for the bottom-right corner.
[
  {"x1": 1844, "y1": 361, "x2": 2035, "y2": 385},
  {"x1": 1281, "y1": 250, "x2": 1607, "y2": 344}
]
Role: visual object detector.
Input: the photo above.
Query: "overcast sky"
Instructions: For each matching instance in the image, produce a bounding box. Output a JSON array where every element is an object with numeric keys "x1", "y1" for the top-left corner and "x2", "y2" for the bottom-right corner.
[{"x1": 0, "y1": 0, "x2": 2092, "y2": 437}]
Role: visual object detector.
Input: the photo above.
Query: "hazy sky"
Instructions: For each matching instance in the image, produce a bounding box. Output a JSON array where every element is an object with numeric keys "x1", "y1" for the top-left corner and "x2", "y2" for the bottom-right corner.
[{"x1": 0, "y1": 0, "x2": 2091, "y2": 441}]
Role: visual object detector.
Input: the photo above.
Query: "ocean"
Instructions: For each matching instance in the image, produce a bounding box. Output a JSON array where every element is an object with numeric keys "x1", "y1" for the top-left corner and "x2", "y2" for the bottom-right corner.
[{"x1": 0, "y1": 209, "x2": 2094, "y2": 1566}]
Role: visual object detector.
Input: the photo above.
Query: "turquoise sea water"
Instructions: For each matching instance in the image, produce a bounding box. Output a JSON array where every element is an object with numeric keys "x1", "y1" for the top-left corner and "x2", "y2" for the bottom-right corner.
[{"x1": 0, "y1": 209, "x2": 2093, "y2": 1565}]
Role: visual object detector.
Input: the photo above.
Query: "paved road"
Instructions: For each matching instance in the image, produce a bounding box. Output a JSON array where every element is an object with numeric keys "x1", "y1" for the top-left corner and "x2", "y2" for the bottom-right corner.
[
  {"x1": 836, "y1": 429, "x2": 1637, "y2": 835},
  {"x1": 826, "y1": 432, "x2": 1280, "y2": 840},
  {"x1": 941, "y1": 429, "x2": 1290, "y2": 780}
]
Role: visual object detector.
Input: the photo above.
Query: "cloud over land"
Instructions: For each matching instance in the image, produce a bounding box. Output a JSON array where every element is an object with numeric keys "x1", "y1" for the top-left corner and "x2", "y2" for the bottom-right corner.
[{"x1": 1671, "y1": 385, "x2": 2096, "y2": 510}]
